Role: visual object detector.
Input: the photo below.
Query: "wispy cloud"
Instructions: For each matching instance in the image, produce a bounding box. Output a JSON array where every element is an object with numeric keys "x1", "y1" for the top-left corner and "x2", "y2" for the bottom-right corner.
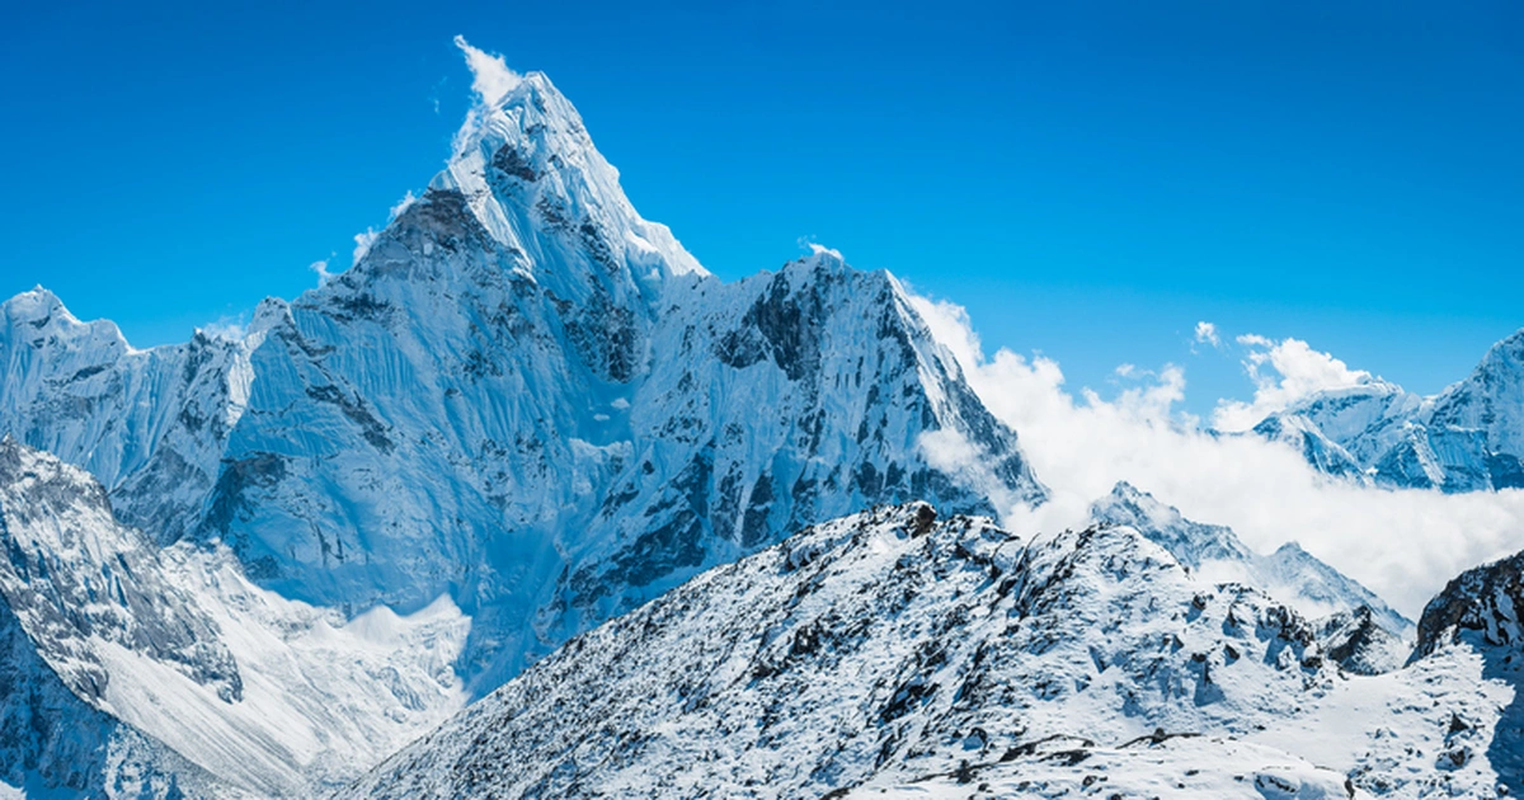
[
  {"x1": 348, "y1": 191, "x2": 420, "y2": 270},
  {"x1": 906, "y1": 291, "x2": 1524, "y2": 619},
  {"x1": 311, "y1": 259, "x2": 335, "y2": 287},
  {"x1": 1194, "y1": 320, "x2": 1221, "y2": 349},
  {"x1": 796, "y1": 238, "x2": 843, "y2": 260},
  {"x1": 198, "y1": 315, "x2": 247, "y2": 342},
  {"x1": 1211, "y1": 334, "x2": 1374, "y2": 432},
  {"x1": 390, "y1": 190, "x2": 418, "y2": 219},
  {"x1": 352, "y1": 230, "x2": 380, "y2": 267},
  {"x1": 453, "y1": 35, "x2": 521, "y2": 107}
]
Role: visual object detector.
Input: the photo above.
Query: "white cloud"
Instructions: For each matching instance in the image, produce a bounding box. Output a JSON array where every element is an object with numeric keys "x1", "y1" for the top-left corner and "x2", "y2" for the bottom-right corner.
[
  {"x1": 1194, "y1": 320, "x2": 1221, "y2": 348},
  {"x1": 1211, "y1": 335, "x2": 1374, "y2": 432},
  {"x1": 797, "y1": 238, "x2": 844, "y2": 261},
  {"x1": 198, "y1": 316, "x2": 247, "y2": 342},
  {"x1": 310, "y1": 259, "x2": 334, "y2": 287},
  {"x1": 390, "y1": 190, "x2": 418, "y2": 220},
  {"x1": 453, "y1": 35, "x2": 521, "y2": 107},
  {"x1": 347, "y1": 192, "x2": 420, "y2": 271},
  {"x1": 906, "y1": 291, "x2": 1524, "y2": 620},
  {"x1": 352, "y1": 229, "x2": 380, "y2": 267}
]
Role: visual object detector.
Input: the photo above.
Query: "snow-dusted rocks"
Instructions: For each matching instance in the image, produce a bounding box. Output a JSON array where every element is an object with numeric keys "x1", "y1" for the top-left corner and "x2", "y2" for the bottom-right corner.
[
  {"x1": 1407, "y1": 549, "x2": 1524, "y2": 794},
  {"x1": 339, "y1": 502, "x2": 1497, "y2": 799},
  {"x1": 0, "y1": 582, "x2": 226, "y2": 798},
  {"x1": 1257, "y1": 330, "x2": 1524, "y2": 492},
  {"x1": 0, "y1": 439, "x2": 240, "y2": 705}
]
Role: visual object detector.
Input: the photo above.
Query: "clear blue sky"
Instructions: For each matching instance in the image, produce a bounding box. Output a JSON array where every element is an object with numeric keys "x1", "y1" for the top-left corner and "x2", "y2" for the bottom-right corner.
[{"x1": 2, "y1": 0, "x2": 1520, "y2": 416}]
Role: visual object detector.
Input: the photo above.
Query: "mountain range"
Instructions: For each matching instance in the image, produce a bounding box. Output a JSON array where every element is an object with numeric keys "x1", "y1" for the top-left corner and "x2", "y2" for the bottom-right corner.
[{"x1": 0, "y1": 53, "x2": 1521, "y2": 799}]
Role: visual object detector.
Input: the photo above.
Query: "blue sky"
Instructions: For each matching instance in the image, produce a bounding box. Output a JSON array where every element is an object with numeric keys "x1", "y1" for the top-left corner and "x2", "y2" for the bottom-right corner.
[{"x1": 2, "y1": 0, "x2": 1520, "y2": 418}]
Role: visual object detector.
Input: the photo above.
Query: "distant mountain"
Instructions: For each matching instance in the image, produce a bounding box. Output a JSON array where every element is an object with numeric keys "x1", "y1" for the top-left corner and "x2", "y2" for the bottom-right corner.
[
  {"x1": 339, "y1": 502, "x2": 1511, "y2": 799},
  {"x1": 1088, "y1": 481, "x2": 1411, "y2": 637},
  {"x1": 1255, "y1": 330, "x2": 1524, "y2": 492}
]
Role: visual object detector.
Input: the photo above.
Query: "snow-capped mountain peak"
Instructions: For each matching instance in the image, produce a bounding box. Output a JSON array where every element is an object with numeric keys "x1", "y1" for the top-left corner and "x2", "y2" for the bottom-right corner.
[
  {"x1": 429, "y1": 59, "x2": 705, "y2": 297},
  {"x1": 1255, "y1": 327, "x2": 1524, "y2": 492},
  {"x1": 1091, "y1": 480, "x2": 1255, "y2": 568},
  {"x1": 0, "y1": 49, "x2": 1046, "y2": 737}
]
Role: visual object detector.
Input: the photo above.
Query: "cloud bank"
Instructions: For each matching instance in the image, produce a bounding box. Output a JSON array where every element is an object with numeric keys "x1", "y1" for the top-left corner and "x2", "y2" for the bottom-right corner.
[{"x1": 908, "y1": 292, "x2": 1524, "y2": 620}]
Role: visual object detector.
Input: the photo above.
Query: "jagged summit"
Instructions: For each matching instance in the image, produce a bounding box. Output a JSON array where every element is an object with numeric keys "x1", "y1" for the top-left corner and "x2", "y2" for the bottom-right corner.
[
  {"x1": 1094, "y1": 481, "x2": 1255, "y2": 567},
  {"x1": 429, "y1": 43, "x2": 705, "y2": 291},
  {"x1": 2, "y1": 285, "x2": 124, "y2": 347}
]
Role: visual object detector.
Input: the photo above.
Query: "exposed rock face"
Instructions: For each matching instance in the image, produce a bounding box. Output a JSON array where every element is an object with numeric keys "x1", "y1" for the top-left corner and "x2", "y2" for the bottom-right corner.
[
  {"x1": 1412, "y1": 549, "x2": 1524, "y2": 793},
  {"x1": 0, "y1": 594, "x2": 229, "y2": 799},
  {"x1": 0, "y1": 438, "x2": 241, "y2": 703},
  {"x1": 1256, "y1": 330, "x2": 1524, "y2": 492},
  {"x1": 1315, "y1": 606, "x2": 1408, "y2": 676},
  {"x1": 1414, "y1": 550, "x2": 1524, "y2": 659}
]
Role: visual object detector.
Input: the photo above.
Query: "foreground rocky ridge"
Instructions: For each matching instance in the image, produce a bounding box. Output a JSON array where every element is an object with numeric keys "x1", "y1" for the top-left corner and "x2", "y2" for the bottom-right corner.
[{"x1": 340, "y1": 503, "x2": 1512, "y2": 799}]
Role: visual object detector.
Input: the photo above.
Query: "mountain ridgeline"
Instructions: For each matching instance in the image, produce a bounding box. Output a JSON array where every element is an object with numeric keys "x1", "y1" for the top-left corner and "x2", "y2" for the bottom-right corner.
[{"x1": 1, "y1": 49, "x2": 1521, "y2": 799}]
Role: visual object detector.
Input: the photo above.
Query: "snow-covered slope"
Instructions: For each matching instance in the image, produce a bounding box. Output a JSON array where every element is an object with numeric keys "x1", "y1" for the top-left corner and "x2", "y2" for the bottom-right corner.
[
  {"x1": 1256, "y1": 330, "x2": 1524, "y2": 492},
  {"x1": 1410, "y1": 547, "x2": 1524, "y2": 794},
  {"x1": 1088, "y1": 482, "x2": 1411, "y2": 638},
  {"x1": 339, "y1": 502, "x2": 1514, "y2": 799},
  {"x1": 0, "y1": 581, "x2": 228, "y2": 799},
  {"x1": 0, "y1": 441, "x2": 470, "y2": 797}
]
